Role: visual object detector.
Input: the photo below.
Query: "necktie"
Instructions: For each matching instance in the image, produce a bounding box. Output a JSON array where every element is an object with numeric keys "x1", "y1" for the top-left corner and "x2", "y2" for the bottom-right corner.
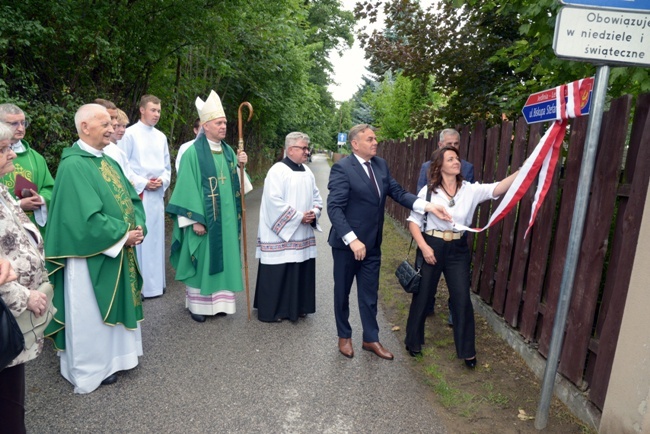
[{"x1": 364, "y1": 161, "x2": 380, "y2": 197}]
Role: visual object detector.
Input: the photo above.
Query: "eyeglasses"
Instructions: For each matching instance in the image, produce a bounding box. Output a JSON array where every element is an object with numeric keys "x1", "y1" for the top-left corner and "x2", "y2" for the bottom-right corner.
[
  {"x1": 291, "y1": 146, "x2": 309, "y2": 152},
  {"x1": 5, "y1": 120, "x2": 29, "y2": 129}
]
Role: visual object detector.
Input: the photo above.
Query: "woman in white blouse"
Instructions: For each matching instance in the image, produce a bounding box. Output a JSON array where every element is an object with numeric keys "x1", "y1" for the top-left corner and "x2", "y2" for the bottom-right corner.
[{"x1": 405, "y1": 146, "x2": 518, "y2": 368}]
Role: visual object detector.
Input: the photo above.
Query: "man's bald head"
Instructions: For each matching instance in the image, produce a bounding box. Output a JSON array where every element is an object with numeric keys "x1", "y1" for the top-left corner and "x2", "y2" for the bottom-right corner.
[{"x1": 74, "y1": 104, "x2": 114, "y2": 149}]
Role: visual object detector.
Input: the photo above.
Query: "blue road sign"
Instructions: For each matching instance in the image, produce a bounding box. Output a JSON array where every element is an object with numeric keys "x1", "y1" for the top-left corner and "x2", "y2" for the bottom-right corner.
[
  {"x1": 337, "y1": 132, "x2": 347, "y2": 143},
  {"x1": 522, "y1": 78, "x2": 595, "y2": 124},
  {"x1": 561, "y1": 0, "x2": 650, "y2": 12}
]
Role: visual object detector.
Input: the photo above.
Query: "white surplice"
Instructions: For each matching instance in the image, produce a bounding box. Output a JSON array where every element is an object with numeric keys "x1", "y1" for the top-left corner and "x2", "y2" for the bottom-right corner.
[
  {"x1": 255, "y1": 161, "x2": 322, "y2": 265},
  {"x1": 175, "y1": 139, "x2": 195, "y2": 173},
  {"x1": 104, "y1": 142, "x2": 137, "y2": 186},
  {"x1": 119, "y1": 121, "x2": 171, "y2": 298},
  {"x1": 58, "y1": 141, "x2": 143, "y2": 394}
]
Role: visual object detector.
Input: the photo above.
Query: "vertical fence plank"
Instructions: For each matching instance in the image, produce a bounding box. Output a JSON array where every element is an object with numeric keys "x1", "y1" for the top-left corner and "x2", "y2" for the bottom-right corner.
[
  {"x1": 493, "y1": 118, "x2": 528, "y2": 314},
  {"x1": 459, "y1": 125, "x2": 471, "y2": 163},
  {"x1": 518, "y1": 164, "x2": 561, "y2": 340},
  {"x1": 411, "y1": 134, "x2": 426, "y2": 194},
  {"x1": 467, "y1": 122, "x2": 486, "y2": 284},
  {"x1": 479, "y1": 122, "x2": 514, "y2": 304},
  {"x1": 503, "y1": 123, "x2": 542, "y2": 326},
  {"x1": 538, "y1": 115, "x2": 589, "y2": 354},
  {"x1": 477, "y1": 125, "x2": 504, "y2": 302},
  {"x1": 469, "y1": 121, "x2": 487, "y2": 182},
  {"x1": 467, "y1": 121, "x2": 487, "y2": 293}
]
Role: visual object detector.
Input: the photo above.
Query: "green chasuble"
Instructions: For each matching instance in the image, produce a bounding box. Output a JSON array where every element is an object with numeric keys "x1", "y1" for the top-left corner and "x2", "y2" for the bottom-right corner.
[
  {"x1": 0, "y1": 140, "x2": 55, "y2": 237},
  {"x1": 166, "y1": 137, "x2": 244, "y2": 295},
  {"x1": 44, "y1": 143, "x2": 147, "y2": 351}
]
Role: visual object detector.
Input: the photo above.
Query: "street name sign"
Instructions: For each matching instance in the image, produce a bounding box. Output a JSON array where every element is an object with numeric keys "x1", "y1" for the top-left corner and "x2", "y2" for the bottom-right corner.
[
  {"x1": 561, "y1": 0, "x2": 650, "y2": 13},
  {"x1": 554, "y1": 6, "x2": 650, "y2": 66},
  {"x1": 522, "y1": 77, "x2": 594, "y2": 124}
]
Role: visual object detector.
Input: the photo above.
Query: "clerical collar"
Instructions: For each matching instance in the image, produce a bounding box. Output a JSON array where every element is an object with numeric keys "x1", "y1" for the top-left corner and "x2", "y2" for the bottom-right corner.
[
  {"x1": 137, "y1": 120, "x2": 155, "y2": 130},
  {"x1": 12, "y1": 140, "x2": 25, "y2": 153},
  {"x1": 207, "y1": 139, "x2": 223, "y2": 154},
  {"x1": 76, "y1": 139, "x2": 104, "y2": 157},
  {"x1": 282, "y1": 157, "x2": 305, "y2": 172}
]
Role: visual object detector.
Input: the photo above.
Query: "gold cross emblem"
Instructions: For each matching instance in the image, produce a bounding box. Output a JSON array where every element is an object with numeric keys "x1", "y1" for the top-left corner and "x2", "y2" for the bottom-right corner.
[{"x1": 208, "y1": 177, "x2": 219, "y2": 221}]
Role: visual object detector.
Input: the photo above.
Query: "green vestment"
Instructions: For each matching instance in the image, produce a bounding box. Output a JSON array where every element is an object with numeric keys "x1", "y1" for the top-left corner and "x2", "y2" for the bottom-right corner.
[
  {"x1": 0, "y1": 140, "x2": 55, "y2": 237},
  {"x1": 44, "y1": 143, "x2": 147, "y2": 351},
  {"x1": 166, "y1": 138, "x2": 244, "y2": 295}
]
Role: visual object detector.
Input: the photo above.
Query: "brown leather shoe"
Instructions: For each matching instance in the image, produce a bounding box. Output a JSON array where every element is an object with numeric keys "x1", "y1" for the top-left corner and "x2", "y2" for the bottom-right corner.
[
  {"x1": 338, "y1": 338, "x2": 354, "y2": 358},
  {"x1": 362, "y1": 341, "x2": 394, "y2": 360}
]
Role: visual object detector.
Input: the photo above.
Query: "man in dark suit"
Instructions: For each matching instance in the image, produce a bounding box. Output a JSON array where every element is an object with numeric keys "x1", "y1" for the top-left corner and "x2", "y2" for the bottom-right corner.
[
  {"x1": 416, "y1": 128, "x2": 474, "y2": 192},
  {"x1": 327, "y1": 124, "x2": 449, "y2": 360}
]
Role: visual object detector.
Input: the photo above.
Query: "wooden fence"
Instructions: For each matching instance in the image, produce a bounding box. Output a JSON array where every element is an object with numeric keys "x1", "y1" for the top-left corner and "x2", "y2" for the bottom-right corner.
[{"x1": 378, "y1": 92, "x2": 650, "y2": 410}]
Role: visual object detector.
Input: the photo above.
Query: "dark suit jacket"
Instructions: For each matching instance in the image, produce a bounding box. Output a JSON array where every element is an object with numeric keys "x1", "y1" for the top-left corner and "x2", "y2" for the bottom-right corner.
[
  {"x1": 416, "y1": 159, "x2": 475, "y2": 192},
  {"x1": 327, "y1": 155, "x2": 418, "y2": 251}
]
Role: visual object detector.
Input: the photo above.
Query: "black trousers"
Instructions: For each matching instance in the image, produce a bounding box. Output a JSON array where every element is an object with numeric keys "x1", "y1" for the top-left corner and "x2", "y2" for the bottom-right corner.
[
  {"x1": 0, "y1": 363, "x2": 26, "y2": 434},
  {"x1": 404, "y1": 234, "x2": 476, "y2": 359}
]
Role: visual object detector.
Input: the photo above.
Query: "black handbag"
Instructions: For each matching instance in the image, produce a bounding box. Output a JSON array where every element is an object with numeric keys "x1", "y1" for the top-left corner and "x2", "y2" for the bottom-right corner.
[
  {"x1": 395, "y1": 239, "x2": 422, "y2": 294},
  {"x1": 1, "y1": 295, "x2": 25, "y2": 370}
]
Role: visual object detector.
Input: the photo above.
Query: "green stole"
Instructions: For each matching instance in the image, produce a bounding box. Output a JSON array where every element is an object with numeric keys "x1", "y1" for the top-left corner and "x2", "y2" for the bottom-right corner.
[{"x1": 171, "y1": 135, "x2": 242, "y2": 275}]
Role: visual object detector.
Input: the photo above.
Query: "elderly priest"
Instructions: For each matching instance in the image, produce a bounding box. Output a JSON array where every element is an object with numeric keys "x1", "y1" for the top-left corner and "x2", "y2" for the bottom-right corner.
[{"x1": 44, "y1": 104, "x2": 146, "y2": 393}]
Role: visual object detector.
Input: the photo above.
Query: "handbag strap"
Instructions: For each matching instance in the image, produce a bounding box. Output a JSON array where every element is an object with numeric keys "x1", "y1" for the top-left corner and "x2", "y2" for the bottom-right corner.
[
  {"x1": 406, "y1": 238, "x2": 414, "y2": 258},
  {"x1": 407, "y1": 187, "x2": 434, "y2": 258},
  {"x1": 422, "y1": 187, "x2": 432, "y2": 232}
]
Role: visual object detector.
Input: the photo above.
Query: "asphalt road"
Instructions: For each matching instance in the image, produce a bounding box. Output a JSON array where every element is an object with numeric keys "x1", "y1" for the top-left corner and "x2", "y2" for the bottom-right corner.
[{"x1": 24, "y1": 153, "x2": 447, "y2": 434}]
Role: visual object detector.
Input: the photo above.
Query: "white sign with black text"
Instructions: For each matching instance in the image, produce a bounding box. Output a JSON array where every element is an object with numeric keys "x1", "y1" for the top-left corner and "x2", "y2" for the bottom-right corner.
[{"x1": 554, "y1": 6, "x2": 650, "y2": 67}]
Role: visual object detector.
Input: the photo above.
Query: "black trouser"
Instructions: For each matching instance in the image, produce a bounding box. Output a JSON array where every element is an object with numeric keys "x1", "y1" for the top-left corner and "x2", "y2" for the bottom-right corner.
[
  {"x1": 405, "y1": 234, "x2": 476, "y2": 359},
  {"x1": 0, "y1": 363, "x2": 26, "y2": 434}
]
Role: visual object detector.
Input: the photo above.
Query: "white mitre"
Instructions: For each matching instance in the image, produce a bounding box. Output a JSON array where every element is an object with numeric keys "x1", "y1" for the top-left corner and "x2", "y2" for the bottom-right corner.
[{"x1": 195, "y1": 90, "x2": 225, "y2": 124}]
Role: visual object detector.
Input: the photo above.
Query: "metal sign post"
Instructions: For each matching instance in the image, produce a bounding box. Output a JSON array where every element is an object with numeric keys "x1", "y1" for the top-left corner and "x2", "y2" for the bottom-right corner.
[{"x1": 534, "y1": 64, "x2": 610, "y2": 430}]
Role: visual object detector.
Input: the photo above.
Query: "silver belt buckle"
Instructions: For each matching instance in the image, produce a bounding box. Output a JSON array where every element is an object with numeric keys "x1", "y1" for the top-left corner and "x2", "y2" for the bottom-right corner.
[{"x1": 443, "y1": 230, "x2": 454, "y2": 242}]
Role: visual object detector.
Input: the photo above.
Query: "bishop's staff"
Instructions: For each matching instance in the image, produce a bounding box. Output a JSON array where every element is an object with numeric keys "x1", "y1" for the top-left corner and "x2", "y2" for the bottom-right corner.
[{"x1": 238, "y1": 102, "x2": 253, "y2": 321}]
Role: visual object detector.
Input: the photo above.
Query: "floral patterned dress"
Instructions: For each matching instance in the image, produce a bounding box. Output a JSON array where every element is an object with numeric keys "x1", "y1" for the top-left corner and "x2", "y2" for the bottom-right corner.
[{"x1": 0, "y1": 184, "x2": 47, "y2": 368}]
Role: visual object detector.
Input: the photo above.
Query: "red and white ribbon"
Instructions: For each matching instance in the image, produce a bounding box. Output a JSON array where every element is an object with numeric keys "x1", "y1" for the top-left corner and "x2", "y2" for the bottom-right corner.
[{"x1": 455, "y1": 78, "x2": 590, "y2": 238}]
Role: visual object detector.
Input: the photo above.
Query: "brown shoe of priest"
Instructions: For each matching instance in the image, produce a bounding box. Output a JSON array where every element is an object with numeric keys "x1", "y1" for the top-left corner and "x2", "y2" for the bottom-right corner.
[
  {"x1": 338, "y1": 337, "x2": 354, "y2": 358},
  {"x1": 362, "y1": 341, "x2": 394, "y2": 360}
]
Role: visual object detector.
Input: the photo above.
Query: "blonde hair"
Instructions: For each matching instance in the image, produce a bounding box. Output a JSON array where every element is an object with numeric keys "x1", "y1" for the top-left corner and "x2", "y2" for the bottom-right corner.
[{"x1": 116, "y1": 109, "x2": 129, "y2": 125}]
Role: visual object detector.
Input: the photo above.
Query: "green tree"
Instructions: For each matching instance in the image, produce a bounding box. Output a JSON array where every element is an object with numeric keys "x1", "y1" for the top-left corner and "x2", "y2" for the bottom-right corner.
[
  {"x1": 0, "y1": 0, "x2": 354, "y2": 174},
  {"x1": 356, "y1": 0, "x2": 650, "y2": 126},
  {"x1": 356, "y1": 0, "x2": 522, "y2": 125}
]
